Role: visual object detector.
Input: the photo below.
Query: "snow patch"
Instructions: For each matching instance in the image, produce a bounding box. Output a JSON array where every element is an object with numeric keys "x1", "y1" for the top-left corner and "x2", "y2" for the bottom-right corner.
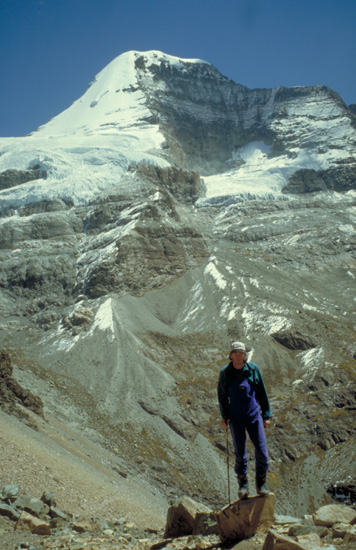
[
  {"x1": 299, "y1": 347, "x2": 324, "y2": 371},
  {"x1": 204, "y1": 258, "x2": 227, "y2": 290},
  {"x1": 90, "y1": 298, "x2": 115, "y2": 336}
]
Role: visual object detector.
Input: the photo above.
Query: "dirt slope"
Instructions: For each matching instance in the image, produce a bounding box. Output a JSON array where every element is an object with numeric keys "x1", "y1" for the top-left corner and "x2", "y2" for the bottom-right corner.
[{"x1": 0, "y1": 409, "x2": 168, "y2": 529}]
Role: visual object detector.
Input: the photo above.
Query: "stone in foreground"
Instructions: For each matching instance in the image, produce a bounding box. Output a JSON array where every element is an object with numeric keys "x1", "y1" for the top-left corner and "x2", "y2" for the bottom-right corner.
[
  {"x1": 216, "y1": 494, "x2": 275, "y2": 542},
  {"x1": 313, "y1": 504, "x2": 356, "y2": 527},
  {"x1": 262, "y1": 530, "x2": 309, "y2": 550},
  {"x1": 164, "y1": 496, "x2": 213, "y2": 537},
  {"x1": 15, "y1": 511, "x2": 51, "y2": 535}
]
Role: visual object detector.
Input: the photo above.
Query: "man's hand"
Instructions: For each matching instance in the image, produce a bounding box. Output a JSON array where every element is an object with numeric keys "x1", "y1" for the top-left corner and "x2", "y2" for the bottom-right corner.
[
  {"x1": 263, "y1": 419, "x2": 271, "y2": 428},
  {"x1": 221, "y1": 418, "x2": 230, "y2": 429}
]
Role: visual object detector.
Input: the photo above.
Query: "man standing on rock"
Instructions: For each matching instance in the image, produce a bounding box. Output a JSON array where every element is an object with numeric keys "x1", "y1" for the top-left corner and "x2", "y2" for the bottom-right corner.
[{"x1": 217, "y1": 341, "x2": 271, "y2": 499}]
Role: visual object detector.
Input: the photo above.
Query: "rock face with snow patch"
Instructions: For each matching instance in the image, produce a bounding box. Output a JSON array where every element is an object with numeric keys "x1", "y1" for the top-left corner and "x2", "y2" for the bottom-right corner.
[{"x1": 0, "y1": 50, "x2": 355, "y2": 518}]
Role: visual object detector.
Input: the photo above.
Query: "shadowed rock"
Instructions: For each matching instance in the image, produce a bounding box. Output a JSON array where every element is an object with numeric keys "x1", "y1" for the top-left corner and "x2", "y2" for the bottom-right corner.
[
  {"x1": 216, "y1": 494, "x2": 275, "y2": 542},
  {"x1": 164, "y1": 496, "x2": 215, "y2": 538}
]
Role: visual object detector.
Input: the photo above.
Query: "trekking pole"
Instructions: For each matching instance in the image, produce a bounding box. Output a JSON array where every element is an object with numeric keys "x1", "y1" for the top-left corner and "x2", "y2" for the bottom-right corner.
[{"x1": 225, "y1": 427, "x2": 231, "y2": 505}]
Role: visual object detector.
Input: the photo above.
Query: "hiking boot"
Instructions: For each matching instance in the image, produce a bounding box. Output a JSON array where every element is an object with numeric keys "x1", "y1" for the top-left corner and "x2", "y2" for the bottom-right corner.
[
  {"x1": 237, "y1": 474, "x2": 249, "y2": 499},
  {"x1": 256, "y1": 474, "x2": 270, "y2": 496}
]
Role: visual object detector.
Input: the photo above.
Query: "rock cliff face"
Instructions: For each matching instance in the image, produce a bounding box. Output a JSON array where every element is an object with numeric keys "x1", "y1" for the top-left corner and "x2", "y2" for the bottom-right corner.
[
  {"x1": 133, "y1": 53, "x2": 356, "y2": 183},
  {"x1": 0, "y1": 50, "x2": 355, "y2": 518}
]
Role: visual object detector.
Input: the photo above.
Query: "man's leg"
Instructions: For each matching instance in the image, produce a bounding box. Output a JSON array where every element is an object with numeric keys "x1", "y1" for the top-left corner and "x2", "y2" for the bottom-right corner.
[
  {"x1": 229, "y1": 420, "x2": 248, "y2": 475},
  {"x1": 246, "y1": 414, "x2": 270, "y2": 495},
  {"x1": 229, "y1": 420, "x2": 249, "y2": 498},
  {"x1": 246, "y1": 414, "x2": 269, "y2": 475}
]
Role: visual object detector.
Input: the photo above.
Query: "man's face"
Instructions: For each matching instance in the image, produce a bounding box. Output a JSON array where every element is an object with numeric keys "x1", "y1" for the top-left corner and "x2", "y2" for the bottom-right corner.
[{"x1": 231, "y1": 351, "x2": 246, "y2": 368}]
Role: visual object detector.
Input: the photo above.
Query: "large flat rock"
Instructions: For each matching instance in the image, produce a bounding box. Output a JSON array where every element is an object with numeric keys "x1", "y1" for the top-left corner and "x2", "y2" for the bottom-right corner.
[{"x1": 216, "y1": 494, "x2": 275, "y2": 542}]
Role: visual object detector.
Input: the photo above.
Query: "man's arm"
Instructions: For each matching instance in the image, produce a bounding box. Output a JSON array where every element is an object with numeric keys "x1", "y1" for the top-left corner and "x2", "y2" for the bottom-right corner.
[
  {"x1": 217, "y1": 367, "x2": 230, "y2": 422},
  {"x1": 254, "y1": 366, "x2": 271, "y2": 420}
]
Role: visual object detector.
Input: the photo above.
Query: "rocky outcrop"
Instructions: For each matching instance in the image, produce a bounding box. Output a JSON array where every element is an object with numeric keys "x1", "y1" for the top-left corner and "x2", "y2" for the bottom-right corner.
[
  {"x1": 283, "y1": 164, "x2": 356, "y2": 194},
  {"x1": 313, "y1": 504, "x2": 356, "y2": 526},
  {"x1": 271, "y1": 330, "x2": 317, "y2": 351},
  {"x1": 133, "y1": 54, "x2": 355, "y2": 175},
  {"x1": 327, "y1": 481, "x2": 356, "y2": 506},
  {"x1": 134, "y1": 163, "x2": 206, "y2": 204},
  {"x1": 76, "y1": 189, "x2": 209, "y2": 298},
  {"x1": 0, "y1": 351, "x2": 44, "y2": 421},
  {"x1": 0, "y1": 166, "x2": 46, "y2": 191},
  {"x1": 0, "y1": 210, "x2": 82, "y2": 249}
]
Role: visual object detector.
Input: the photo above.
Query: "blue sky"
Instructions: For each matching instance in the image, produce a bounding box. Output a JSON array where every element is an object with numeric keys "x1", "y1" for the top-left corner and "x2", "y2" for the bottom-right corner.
[{"x1": 1, "y1": 0, "x2": 355, "y2": 137}]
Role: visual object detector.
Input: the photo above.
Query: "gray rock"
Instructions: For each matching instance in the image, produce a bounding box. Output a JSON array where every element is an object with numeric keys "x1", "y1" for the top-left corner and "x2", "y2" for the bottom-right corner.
[
  {"x1": 296, "y1": 532, "x2": 322, "y2": 548},
  {"x1": 313, "y1": 504, "x2": 356, "y2": 527},
  {"x1": 262, "y1": 530, "x2": 306, "y2": 550},
  {"x1": 332, "y1": 522, "x2": 356, "y2": 541},
  {"x1": 72, "y1": 518, "x2": 103, "y2": 533},
  {"x1": 288, "y1": 524, "x2": 329, "y2": 538},
  {"x1": 274, "y1": 515, "x2": 302, "y2": 524},
  {"x1": 271, "y1": 330, "x2": 317, "y2": 350},
  {"x1": 49, "y1": 506, "x2": 70, "y2": 521},
  {"x1": 41, "y1": 490, "x2": 56, "y2": 508},
  {"x1": 284, "y1": 165, "x2": 356, "y2": 194},
  {"x1": 2, "y1": 484, "x2": 19, "y2": 500},
  {"x1": 0, "y1": 168, "x2": 45, "y2": 191},
  {"x1": 0, "y1": 501, "x2": 21, "y2": 520},
  {"x1": 14, "y1": 495, "x2": 48, "y2": 518}
]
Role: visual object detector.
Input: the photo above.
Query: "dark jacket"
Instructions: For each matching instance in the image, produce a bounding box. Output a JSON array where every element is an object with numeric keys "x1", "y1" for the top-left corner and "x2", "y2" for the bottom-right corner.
[{"x1": 217, "y1": 361, "x2": 271, "y2": 421}]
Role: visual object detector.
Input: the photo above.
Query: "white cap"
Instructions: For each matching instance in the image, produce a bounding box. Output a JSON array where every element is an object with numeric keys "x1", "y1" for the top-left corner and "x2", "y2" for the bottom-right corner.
[{"x1": 230, "y1": 341, "x2": 250, "y2": 353}]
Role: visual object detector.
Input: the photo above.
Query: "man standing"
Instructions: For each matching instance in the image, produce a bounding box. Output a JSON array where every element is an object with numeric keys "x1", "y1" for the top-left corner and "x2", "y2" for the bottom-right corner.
[{"x1": 217, "y1": 341, "x2": 271, "y2": 499}]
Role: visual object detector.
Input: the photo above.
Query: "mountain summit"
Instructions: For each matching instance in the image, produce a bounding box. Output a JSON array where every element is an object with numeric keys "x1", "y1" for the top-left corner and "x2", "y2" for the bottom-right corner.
[
  {"x1": 0, "y1": 50, "x2": 355, "y2": 519},
  {"x1": 1, "y1": 49, "x2": 356, "y2": 210},
  {"x1": 36, "y1": 51, "x2": 209, "y2": 138}
]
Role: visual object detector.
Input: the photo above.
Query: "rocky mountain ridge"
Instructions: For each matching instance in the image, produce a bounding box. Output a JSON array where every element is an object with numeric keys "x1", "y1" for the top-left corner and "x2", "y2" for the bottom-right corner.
[{"x1": 0, "y1": 50, "x2": 355, "y2": 526}]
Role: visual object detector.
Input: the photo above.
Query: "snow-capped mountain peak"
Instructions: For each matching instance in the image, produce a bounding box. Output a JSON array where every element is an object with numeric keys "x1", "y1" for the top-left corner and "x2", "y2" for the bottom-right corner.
[
  {"x1": 34, "y1": 50, "x2": 208, "y2": 138},
  {"x1": 0, "y1": 49, "x2": 355, "y2": 212}
]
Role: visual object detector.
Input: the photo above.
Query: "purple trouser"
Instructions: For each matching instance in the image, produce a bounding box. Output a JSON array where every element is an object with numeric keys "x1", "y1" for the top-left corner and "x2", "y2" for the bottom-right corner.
[
  {"x1": 228, "y1": 375, "x2": 269, "y2": 476},
  {"x1": 229, "y1": 411, "x2": 269, "y2": 475}
]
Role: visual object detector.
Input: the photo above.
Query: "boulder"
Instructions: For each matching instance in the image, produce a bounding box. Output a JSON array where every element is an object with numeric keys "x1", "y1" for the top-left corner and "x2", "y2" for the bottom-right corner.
[
  {"x1": 49, "y1": 506, "x2": 70, "y2": 520},
  {"x1": 274, "y1": 514, "x2": 302, "y2": 525},
  {"x1": 216, "y1": 494, "x2": 275, "y2": 542},
  {"x1": 14, "y1": 495, "x2": 48, "y2": 517},
  {"x1": 0, "y1": 502, "x2": 21, "y2": 521},
  {"x1": 332, "y1": 522, "x2": 356, "y2": 541},
  {"x1": 41, "y1": 490, "x2": 57, "y2": 508},
  {"x1": 15, "y1": 511, "x2": 51, "y2": 535},
  {"x1": 192, "y1": 511, "x2": 219, "y2": 535},
  {"x1": 288, "y1": 524, "x2": 329, "y2": 538},
  {"x1": 262, "y1": 530, "x2": 307, "y2": 550},
  {"x1": 72, "y1": 518, "x2": 103, "y2": 533},
  {"x1": 313, "y1": 504, "x2": 356, "y2": 526},
  {"x1": 164, "y1": 496, "x2": 213, "y2": 537},
  {"x1": 2, "y1": 483, "x2": 19, "y2": 500},
  {"x1": 295, "y1": 532, "x2": 322, "y2": 549}
]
